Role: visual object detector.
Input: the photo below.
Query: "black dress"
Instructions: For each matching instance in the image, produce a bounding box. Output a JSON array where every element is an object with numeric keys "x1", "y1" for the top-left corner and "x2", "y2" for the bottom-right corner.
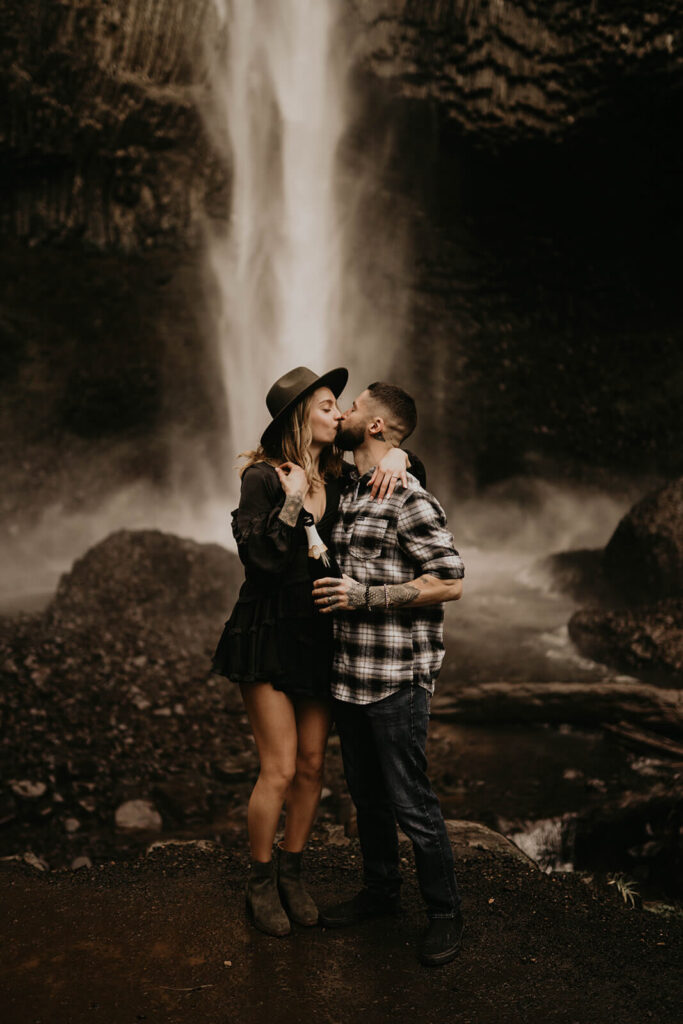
[{"x1": 212, "y1": 462, "x2": 342, "y2": 699}]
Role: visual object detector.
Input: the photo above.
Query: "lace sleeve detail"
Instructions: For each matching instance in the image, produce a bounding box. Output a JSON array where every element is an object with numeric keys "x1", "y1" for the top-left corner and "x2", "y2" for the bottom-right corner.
[{"x1": 231, "y1": 464, "x2": 302, "y2": 574}]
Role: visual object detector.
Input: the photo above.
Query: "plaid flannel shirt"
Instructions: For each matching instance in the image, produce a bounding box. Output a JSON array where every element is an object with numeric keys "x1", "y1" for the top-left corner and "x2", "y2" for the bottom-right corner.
[{"x1": 330, "y1": 468, "x2": 465, "y2": 704}]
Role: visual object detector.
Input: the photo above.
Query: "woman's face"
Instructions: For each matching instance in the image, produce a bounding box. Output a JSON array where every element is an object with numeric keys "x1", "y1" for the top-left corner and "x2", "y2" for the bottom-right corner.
[{"x1": 308, "y1": 387, "x2": 342, "y2": 446}]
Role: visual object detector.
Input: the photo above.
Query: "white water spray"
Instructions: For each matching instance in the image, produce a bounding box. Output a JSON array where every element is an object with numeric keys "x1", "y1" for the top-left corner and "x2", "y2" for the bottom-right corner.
[
  {"x1": 202, "y1": 0, "x2": 353, "y2": 450},
  {"x1": 1, "y1": 0, "x2": 410, "y2": 604}
]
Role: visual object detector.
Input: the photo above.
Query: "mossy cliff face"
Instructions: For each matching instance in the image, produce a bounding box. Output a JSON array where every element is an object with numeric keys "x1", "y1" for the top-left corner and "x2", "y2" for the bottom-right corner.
[
  {"x1": 0, "y1": 0, "x2": 220, "y2": 250},
  {"x1": 5, "y1": 0, "x2": 678, "y2": 248},
  {"x1": 350, "y1": 0, "x2": 683, "y2": 487},
  {"x1": 1, "y1": 0, "x2": 681, "y2": 518},
  {"x1": 355, "y1": 0, "x2": 683, "y2": 142},
  {"x1": 0, "y1": 1, "x2": 229, "y2": 522}
]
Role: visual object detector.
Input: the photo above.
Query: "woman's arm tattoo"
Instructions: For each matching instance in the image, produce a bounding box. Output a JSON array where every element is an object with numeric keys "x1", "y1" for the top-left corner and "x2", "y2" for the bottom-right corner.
[{"x1": 279, "y1": 492, "x2": 304, "y2": 527}]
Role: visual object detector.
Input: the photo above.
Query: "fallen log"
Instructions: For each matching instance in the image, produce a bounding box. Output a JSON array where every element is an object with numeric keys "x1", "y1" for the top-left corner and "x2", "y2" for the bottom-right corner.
[
  {"x1": 601, "y1": 721, "x2": 683, "y2": 762},
  {"x1": 431, "y1": 681, "x2": 683, "y2": 736}
]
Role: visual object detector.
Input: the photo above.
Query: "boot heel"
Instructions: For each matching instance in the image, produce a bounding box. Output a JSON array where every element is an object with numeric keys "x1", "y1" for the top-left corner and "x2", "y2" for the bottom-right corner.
[
  {"x1": 277, "y1": 846, "x2": 319, "y2": 927},
  {"x1": 246, "y1": 860, "x2": 291, "y2": 937}
]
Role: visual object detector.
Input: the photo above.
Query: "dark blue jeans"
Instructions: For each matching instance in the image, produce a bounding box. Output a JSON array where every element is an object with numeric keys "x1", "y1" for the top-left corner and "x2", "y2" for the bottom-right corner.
[{"x1": 334, "y1": 684, "x2": 461, "y2": 919}]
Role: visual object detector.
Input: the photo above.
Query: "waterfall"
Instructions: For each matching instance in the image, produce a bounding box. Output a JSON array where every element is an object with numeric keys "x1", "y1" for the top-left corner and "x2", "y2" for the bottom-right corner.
[{"x1": 202, "y1": 0, "x2": 353, "y2": 452}]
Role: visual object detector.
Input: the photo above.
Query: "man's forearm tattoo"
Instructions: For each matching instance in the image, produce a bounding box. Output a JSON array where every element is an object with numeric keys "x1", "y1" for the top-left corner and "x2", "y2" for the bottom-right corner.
[
  {"x1": 279, "y1": 492, "x2": 304, "y2": 527},
  {"x1": 379, "y1": 584, "x2": 420, "y2": 607},
  {"x1": 346, "y1": 580, "x2": 366, "y2": 608},
  {"x1": 346, "y1": 580, "x2": 420, "y2": 610}
]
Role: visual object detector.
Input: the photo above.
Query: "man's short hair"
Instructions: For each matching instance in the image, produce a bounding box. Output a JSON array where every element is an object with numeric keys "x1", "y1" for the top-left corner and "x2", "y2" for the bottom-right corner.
[{"x1": 366, "y1": 382, "x2": 417, "y2": 443}]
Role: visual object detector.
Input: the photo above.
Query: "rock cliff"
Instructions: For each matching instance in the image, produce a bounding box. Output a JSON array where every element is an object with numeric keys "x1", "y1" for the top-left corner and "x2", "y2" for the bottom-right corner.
[
  {"x1": 355, "y1": 0, "x2": 683, "y2": 142},
  {"x1": 0, "y1": 0, "x2": 219, "y2": 250},
  {"x1": 4, "y1": 0, "x2": 681, "y2": 250},
  {"x1": 1, "y1": 0, "x2": 681, "y2": 510}
]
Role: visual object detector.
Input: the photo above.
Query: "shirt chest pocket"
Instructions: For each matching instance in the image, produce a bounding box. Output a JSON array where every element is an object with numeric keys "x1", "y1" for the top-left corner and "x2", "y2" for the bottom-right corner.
[{"x1": 349, "y1": 516, "x2": 390, "y2": 560}]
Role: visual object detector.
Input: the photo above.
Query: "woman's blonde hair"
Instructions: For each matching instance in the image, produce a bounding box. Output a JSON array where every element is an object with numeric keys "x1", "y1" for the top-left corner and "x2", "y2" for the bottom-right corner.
[{"x1": 239, "y1": 391, "x2": 343, "y2": 488}]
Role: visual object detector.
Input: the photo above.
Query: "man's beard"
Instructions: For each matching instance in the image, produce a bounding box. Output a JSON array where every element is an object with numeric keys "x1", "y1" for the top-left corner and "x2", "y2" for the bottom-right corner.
[{"x1": 336, "y1": 423, "x2": 365, "y2": 451}]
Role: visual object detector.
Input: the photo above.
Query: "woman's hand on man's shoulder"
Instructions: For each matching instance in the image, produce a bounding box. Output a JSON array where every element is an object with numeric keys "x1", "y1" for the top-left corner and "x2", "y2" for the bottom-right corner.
[{"x1": 275, "y1": 461, "x2": 309, "y2": 498}]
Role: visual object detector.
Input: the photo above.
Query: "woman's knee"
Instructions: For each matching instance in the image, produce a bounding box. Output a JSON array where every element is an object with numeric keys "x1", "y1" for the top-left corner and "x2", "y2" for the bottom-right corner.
[
  {"x1": 258, "y1": 760, "x2": 296, "y2": 794},
  {"x1": 294, "y1": 749, "x2": 325, "y2": 786}
]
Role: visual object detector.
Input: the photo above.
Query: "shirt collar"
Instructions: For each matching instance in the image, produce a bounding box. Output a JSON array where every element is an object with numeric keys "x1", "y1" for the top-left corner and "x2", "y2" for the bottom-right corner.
[{"x1": 344, "y1": 466, "x2": 376, "y2": 490}]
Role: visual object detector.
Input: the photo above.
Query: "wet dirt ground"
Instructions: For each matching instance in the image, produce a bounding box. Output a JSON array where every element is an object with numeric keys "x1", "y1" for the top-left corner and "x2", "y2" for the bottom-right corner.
[{"x1": 2, "y1": 833, "x2": 681, "y2": 1024}]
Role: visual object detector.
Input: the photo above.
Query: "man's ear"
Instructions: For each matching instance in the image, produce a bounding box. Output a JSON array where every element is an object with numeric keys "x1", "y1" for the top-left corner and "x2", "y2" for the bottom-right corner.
[{"x1": 368, "y1": 416, "x2": 386, "y2": 439}]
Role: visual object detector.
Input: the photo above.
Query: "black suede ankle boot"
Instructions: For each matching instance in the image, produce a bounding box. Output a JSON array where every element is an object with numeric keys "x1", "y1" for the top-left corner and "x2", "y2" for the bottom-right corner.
[
  {"x1": 277, "y1": 846, "x2": 319, "y2": 926},
  {"x1": 246, "y1": 859, "x2": 291, "y2": 937}
]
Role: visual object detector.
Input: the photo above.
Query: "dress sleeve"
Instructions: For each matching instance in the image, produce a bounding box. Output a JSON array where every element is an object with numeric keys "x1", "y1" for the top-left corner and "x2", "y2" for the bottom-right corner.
[
  {"x1": 403, "y1": 449, "x2": 427, "y2": 488},
  {"x1": 232, "y1": 464, "x2": 302, "y2": 574}
]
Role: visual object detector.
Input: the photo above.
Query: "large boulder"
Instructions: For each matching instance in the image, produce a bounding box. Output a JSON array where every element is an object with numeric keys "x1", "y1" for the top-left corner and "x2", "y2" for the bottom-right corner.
[
  {"x1": 0, "y1": 529, "x2": 253, "y2": 870},
  {"x1": 568, "y1": 599, "x2": 683, "y2": 687},
  {"x1": 542, "y1": 548, "x2": 618, "y2": 607},
  {"x1": 550, "y1": 480, "x2": 683, "y2": 685},
  {"x1": 48, "y1": 528, "x2": 242, "y2": 634},
  {"x1": 603, "y1": 479, "x2": 683, "y2": 600}
]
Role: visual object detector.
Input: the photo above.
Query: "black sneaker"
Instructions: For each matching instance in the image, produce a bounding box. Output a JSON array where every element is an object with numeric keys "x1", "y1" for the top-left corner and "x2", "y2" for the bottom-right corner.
[
  {"x1": 418, "y1": 912, "x2": 464, "y2": 966},
  {"x1": 319, "y1": 888, "x2": 401, "y2": 928}
]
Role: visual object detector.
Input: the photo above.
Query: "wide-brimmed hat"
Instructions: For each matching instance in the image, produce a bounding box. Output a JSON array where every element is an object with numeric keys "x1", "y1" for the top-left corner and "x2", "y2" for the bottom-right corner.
[{"x1": 260, "y1": 365, "x2": 348, "y2": 449}]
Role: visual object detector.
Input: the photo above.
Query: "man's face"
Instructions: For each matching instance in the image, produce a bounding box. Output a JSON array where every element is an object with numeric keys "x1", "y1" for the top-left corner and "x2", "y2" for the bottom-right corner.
[{"x1": 336, "y1": 390, "x2": 372, "y2": 451}]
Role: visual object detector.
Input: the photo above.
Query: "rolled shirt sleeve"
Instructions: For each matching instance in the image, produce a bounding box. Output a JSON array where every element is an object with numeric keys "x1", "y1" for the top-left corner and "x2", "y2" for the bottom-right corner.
[{"x1": 397, "y1": 491, "x2": 465, "y2": 580}]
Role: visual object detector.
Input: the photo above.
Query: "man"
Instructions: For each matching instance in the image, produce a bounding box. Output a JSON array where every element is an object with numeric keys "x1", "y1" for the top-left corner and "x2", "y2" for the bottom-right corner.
[{"x1": 312, "y1": 382, "x2": 465, "y2": 967}]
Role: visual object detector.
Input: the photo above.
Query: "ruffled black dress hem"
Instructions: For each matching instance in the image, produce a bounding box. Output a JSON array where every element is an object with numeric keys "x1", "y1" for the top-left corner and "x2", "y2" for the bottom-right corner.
[{"x1": 211, "y1": 463, "x2": 341, "y2": 701}]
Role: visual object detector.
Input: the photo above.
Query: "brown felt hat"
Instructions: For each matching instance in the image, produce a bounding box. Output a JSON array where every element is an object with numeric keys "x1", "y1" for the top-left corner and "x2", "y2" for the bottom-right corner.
[{"x1": 260, "y1": 365, "x2": 349, "y2": 449}]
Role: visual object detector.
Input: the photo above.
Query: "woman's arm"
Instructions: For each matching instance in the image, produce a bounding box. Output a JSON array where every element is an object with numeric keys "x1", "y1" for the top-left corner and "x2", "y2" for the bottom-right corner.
[
  {"x1": 233, "y1": 464, "x2": 304, "y2": 574},
  {"x1": 274, "y1": 462, "x2": 309, "y2": 526},
  {"x1": 368, "y1": 447, "x2": 428, "y2": 500},
  {"x1": 368, "y1": 447, "x2": 410, "y2": 501}
]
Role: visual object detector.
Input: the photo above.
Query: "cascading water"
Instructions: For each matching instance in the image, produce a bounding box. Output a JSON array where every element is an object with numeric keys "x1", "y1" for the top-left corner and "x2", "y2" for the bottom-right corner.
[
  {"x1": 0, "y1": 0, "x2": 643, "y2": 698},
  {"x1": 202, "y1": 0, "x2": 354, "y2": 452}
]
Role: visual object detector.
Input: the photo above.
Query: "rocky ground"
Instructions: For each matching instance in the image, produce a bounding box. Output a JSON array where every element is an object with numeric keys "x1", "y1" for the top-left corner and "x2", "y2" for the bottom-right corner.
[
  {"x1": 0, "y1": 529, "x2": 256, "y2": 868},
  {"x1": 0, "y1": 529, "x2": 373, "y2": 872},
  {"x1": 1, "y1": 524, "x2": 682, "y2": 1021},
  {"x1": 1, "y1": 527, "x2": 681, "y2": 897},
  {"x1": 2, "y1": 830, "x2": 682, "y2": 1024}
]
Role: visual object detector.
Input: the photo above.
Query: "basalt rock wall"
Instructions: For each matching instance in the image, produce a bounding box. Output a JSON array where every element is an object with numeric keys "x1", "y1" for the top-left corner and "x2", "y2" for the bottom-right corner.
[
  {"x1": 350, "y1": 1, "x2": 683, "y2": 487},
  {"x1": 4, "y1": 0, "x2": 680, "y2": 249},
  {"x1": 355, "y1": 0, "x2": 683, "y2": 143},
  {"x1": 0, "y1": 0, "x2": 221, "y2": 250}
]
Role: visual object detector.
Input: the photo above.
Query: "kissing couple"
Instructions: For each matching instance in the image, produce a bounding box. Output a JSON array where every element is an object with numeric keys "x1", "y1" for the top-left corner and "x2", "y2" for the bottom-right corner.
[{"x1": 212, "y1": 365, "x2": 465, "y2": 966}]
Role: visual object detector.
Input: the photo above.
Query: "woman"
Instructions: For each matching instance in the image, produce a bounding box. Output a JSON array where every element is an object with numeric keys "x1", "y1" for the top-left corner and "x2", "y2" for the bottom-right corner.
[{"x1": 212, "y1": 366, "x2": 409, "y2": 937}]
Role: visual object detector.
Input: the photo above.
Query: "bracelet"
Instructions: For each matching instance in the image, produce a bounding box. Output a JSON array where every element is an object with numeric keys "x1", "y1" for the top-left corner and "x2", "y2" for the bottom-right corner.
[
  {"x1": 384, "y1": 583, "x2": 389, "y2": 609},
  {"x1": 365, "y1": 583, "x2": 371, "y2": 611}
]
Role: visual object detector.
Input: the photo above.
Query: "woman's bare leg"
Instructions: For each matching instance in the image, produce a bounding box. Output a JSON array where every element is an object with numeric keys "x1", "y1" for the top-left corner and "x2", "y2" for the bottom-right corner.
[
  {"x1": 240, "y1": 683, "x2": 298, "y2": 862},
  {"x1": 282, "y1": 698, "x2": 333, "y2": 853}
]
